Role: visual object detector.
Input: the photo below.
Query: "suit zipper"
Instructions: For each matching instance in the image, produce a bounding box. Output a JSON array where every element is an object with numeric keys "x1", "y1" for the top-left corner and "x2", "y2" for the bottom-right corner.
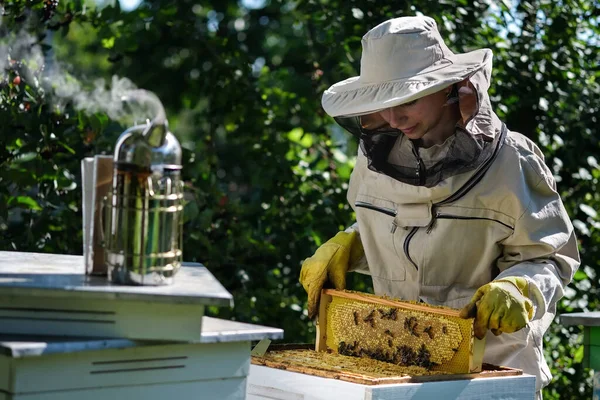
[
  {"x1": 411, "y1": 142, "x2": 426, "y2": 186},
  {"x1": 403, "y1": 227, "x2": 419, "y2": 270},
  {"x1": 355, "y1": 201, "x2": 396, "y2": 217},
  {"x1": 354, "y1": 201, "x2": 398, "y2": 233},
  {"x1": 403, "y1": 123, "x2": 508, "y2": 272},
  {"x1": 426, "y1": 213, "x2": 514, "y2": 233}
]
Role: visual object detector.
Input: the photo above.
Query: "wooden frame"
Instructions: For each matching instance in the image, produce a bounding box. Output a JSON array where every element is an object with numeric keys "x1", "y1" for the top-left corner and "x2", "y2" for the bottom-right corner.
[{"x1": 315, "y1": 289, "x2": 485, "y2": 373}]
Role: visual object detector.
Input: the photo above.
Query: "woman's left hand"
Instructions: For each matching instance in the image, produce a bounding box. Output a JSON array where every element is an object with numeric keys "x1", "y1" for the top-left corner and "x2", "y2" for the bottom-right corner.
[{"x1": 459, "y1": 277, "x2": 534, "y2": 339}]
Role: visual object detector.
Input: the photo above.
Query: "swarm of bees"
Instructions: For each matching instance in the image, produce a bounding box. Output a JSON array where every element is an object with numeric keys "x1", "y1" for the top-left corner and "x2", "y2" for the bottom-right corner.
[
  {"x1": 326, "y1": 295, "x2": 474, "y2": 373},
  {"x1": 338, "y1": 340, "x2": 437, "y2": 369}
]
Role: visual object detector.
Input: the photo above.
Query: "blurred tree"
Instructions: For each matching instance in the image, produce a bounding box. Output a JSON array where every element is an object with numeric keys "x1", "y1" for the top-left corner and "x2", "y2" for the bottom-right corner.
[{"x1": 1, "y1": 0, "x2": 598, "y2": 398}]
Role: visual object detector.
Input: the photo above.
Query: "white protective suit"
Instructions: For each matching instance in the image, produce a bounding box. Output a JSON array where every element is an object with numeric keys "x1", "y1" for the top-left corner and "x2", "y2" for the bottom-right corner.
[{"x1": 344, "y1": 67, "x2": 580, "y2": 394}]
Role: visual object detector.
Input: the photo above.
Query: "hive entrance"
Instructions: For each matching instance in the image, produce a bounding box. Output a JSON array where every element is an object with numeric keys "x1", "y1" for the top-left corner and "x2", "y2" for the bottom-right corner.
[{"x1": 316, "y1": 289, "x2": 485, "y2": 374}]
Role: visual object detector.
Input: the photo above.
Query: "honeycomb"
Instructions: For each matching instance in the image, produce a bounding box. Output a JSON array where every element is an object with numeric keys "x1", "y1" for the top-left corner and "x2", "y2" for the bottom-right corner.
[
  {"x1": 323, "y1": 291, "x2": 477, "y2": 373},
  {"x1": 255, "y1": 349, "x2": 447, "y2": 379}
]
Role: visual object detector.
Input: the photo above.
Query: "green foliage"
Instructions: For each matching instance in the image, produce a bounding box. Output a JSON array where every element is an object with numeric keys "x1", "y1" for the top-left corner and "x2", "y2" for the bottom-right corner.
[{"x1": 1, "y1": 0, "x2": 599, "y2": 398}]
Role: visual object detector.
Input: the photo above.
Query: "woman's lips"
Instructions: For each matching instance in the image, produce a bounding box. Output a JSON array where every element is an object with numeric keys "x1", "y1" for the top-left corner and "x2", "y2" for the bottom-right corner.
[{"x1": 401, "y1": 125, "x2": 417, "y2": 134}]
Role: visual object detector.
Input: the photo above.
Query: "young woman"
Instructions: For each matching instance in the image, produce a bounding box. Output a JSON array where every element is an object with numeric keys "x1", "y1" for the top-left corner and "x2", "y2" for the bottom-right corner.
[{"x1": 300, "y1": 16, "x2": 580, "y2": 399}]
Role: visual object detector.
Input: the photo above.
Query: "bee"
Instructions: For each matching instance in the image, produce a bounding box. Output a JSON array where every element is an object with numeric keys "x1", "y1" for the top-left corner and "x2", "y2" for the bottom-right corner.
[
  {"x1": 364, "y1": 309, "x2": 376, "y2": 327},
  {"x1": 363, "y1": 310, "x2": 375, "y2": 322},
  {"x1": 404, "y1": 316, "x2": 419, "y2": 336},
  {"x1": 423, "y1": 326, "x2": 434, "y2": 339},
  {"x1": 416, "y1": 344, "x2": 434, "y2": 370},
  {"x1": 338, "y1": 340, "x2": 360, "y2": 357},
  {"x1": 396, "y1": 345, "x2": 417, "y2": 366}
]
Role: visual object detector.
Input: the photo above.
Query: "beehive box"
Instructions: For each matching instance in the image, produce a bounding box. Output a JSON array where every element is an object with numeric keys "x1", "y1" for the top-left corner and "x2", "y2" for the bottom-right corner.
[
  {"x1": 248, "y1": 348, "x2": 534, "y2": 400},
  {"x1": 1, "y1": 317, "x2": 283, "y2": 400},
  {"x1": 316, "y1": 289, "x2": 485, "y2": 374}
]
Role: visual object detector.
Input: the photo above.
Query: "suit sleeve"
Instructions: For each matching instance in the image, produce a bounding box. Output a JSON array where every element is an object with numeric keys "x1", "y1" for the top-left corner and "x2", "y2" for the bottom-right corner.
[{"x1": 496, "y1": 147, "x2": 580, "y2": 321}]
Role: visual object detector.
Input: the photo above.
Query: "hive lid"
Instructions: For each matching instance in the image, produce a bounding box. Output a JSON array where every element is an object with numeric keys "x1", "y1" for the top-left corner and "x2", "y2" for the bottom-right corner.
[
  {"x1": 0, "y1": 251, "x2": 232, "y2": 306},
  {"x1": 560, "y1": 312, "x2": 600, "y2": 327}
]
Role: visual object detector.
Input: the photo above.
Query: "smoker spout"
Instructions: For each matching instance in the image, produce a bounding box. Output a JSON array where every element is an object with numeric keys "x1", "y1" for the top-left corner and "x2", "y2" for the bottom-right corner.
[{"x1": 121, "y1": 89, "x2": 168, "y2": 147}]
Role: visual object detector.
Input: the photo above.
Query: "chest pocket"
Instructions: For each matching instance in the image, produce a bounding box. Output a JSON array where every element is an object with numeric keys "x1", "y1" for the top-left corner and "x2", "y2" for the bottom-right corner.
[
  {"x1": 354, "y1": 194, "x2": 407, "y2": 282},
  {"x1": 421, "y1": 206, "x2": 515, "y2": 288}
]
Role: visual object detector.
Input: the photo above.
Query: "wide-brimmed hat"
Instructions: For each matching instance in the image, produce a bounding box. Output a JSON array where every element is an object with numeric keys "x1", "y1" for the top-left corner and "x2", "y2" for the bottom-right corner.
[{"x1": 322, "y1": 16, "x2": 492, "y2": 117}]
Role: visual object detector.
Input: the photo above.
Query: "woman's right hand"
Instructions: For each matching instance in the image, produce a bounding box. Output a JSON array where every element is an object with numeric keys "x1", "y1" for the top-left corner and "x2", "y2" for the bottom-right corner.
[{"x1": 299, "y1": 231, "x2": 364, "y2": 319}]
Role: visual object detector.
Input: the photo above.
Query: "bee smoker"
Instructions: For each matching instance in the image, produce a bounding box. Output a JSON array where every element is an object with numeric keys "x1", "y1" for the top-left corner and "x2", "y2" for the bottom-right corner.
[{"x1": 103, "y1": 90, "x2": 183, "y2": 285}]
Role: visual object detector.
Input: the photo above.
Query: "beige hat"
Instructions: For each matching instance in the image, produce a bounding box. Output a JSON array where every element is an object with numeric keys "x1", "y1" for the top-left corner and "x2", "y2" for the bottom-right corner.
[{"x1": 321, "y1": 16, "x2": 492, "y2": 117}]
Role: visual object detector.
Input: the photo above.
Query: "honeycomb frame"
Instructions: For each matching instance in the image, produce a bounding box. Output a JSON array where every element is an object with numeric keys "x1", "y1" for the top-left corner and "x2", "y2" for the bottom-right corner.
[{"x1": 316, "y1": 289, "x2": 485, "y2": 374}]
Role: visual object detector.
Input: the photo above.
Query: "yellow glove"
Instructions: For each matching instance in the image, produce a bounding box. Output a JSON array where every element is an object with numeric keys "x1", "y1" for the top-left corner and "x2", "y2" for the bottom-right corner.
[
  {"x1": 459, "y1": 277, "x2": 534, "y2": 340},
  {"x1": 299, "y1": 231, "x2": 364, "y2": 319}
]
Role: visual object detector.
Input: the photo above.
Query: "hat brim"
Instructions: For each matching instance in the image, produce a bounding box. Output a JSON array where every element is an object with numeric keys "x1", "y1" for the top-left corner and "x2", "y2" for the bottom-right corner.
[{"x1": 322, "y1": 49, "x2": 492, "y2": 118}]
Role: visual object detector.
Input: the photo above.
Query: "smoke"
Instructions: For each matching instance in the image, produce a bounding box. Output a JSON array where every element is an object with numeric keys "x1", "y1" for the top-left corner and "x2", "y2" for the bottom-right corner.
[
  {"x1": 51, "y1": 73, "x2": 140, "y2": 121},
  {"x1": 0, "y1": 29, "x2": 44, "y2": 87},
  {"x1": 1, "y1": 18, "x2": 164, "y2": 128}
]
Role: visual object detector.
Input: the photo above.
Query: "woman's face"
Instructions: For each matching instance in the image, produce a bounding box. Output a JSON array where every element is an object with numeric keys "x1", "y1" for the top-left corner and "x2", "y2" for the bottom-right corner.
[{"x1": 376, "y1": 89, "x2": 457, "y2": 146}]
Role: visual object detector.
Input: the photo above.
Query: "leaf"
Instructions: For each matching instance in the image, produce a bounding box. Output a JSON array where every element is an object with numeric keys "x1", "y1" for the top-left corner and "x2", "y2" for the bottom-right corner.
[
  {"x1": 310, "y1": 231, "x2": 322, "y2": 247},
  {"x1": 101, "y1": 37, "x2": 115, "y2": 49},
  {"x1": 57, "y1": 141, "x2": 76, "y2": 154},
  {"x1": 287, "y1": 128, "x2": 313, "y2": 148},
  {"x1": 9, "y1": 196, "x2": 42, "y2": 211},
  {"x1": 580, "y1": 204, "x2": 597, "y2": 219},
  {"x1": 572, "y1": 270, "x2": 587, "y2": 282},
  {"x1": 573, "y1": 345, "x2": 584, "y2": 363},
  {"x1": 12, "y1": 152, "x2": 37, "y2": 163},
  {"x1": 89, "y1": 113, "x2": 108, "y2": 134}
]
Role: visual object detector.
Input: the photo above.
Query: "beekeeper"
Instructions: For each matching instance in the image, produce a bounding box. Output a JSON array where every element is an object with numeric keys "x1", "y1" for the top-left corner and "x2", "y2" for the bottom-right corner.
[{"x1": 299, "y1": 15, "x2": 580, "y2": 399}]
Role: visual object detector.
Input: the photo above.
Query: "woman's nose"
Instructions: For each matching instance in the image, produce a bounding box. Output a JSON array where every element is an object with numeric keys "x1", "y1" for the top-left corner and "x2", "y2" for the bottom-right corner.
[{"x1": 387, "y1": 110, "x2": 406, "y2": 128}]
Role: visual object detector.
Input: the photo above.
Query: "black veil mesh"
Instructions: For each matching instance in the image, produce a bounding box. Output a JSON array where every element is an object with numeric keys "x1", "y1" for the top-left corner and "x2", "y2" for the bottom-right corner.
[{"x1": 334, "y1": 116, "x2": 497, "y2": 188}]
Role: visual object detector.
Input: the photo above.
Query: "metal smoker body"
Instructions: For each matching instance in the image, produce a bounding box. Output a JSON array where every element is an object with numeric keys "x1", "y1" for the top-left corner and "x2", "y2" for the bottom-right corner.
[{"x1": 104, "y1": 96, "x2": 183, "y2": 285}]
